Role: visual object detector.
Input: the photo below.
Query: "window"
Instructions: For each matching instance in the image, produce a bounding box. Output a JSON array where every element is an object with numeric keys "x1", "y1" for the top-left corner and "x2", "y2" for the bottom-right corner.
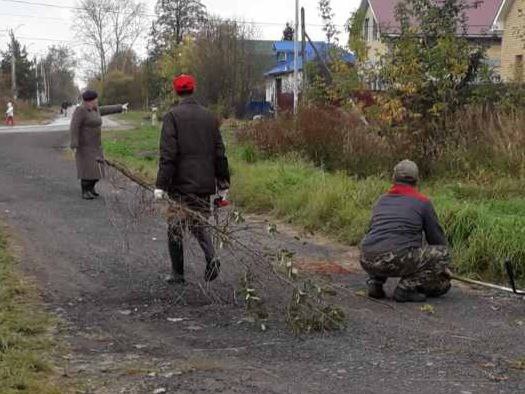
[
  {"x1": 372, "y1": 19, "x2": 379, "y2": 41},
  {"x1": 364, "y1": 18, "x2": 370, "y2": 42}
]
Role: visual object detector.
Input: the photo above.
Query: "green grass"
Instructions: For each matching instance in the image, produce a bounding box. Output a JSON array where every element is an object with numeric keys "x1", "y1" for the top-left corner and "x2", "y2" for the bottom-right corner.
[
  {"x1": 0, "y1": 229, "x2": 63, "y2": 393},
  {"x1": 103, "y1": 113, "x2": 525, "y2": 285}
]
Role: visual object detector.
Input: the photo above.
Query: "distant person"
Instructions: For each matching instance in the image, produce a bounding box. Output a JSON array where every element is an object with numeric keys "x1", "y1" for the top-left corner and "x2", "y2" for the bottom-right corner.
[
  {"x1": 5, "y1": 102, "x2": 14, "y2": 126},
  {"x1": 360, "y1": 160, "x2": 451, "y2": 302},
  {"x1": 61, "y1": 101, "x2": 69, "y2": 117},
  {"x1": 69, "y1": 90, "x2": 128, "y2": 200},
  {"x1": 154, "y1": 74, "x2": 230, "y2": 284}
]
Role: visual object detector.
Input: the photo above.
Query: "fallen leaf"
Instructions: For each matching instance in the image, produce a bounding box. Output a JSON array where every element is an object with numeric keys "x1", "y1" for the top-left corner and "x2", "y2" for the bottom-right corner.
[
  {"x1": 167, "y1": 318, "x2": 187, "y2": 323},
  {"x1": 420, "y1": 304, "x2": 435, "y2": 314}
]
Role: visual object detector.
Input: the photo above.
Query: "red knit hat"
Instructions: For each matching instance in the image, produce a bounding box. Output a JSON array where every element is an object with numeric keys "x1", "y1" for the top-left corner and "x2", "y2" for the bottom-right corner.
[{"x1": 173, "y1": 74, "x2": 196, "y2": 95}]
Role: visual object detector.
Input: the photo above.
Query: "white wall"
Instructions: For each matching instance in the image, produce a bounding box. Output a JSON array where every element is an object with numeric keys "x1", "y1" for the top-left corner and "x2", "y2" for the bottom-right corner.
[{"x1": 265, "y1": 72, "x2": 304, "y2": 107}]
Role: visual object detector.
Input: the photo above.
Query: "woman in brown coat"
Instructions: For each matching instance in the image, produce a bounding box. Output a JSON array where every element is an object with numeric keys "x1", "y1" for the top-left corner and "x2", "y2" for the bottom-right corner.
[{"x1": 70, "y1": 90, "x2": 128, "y2": 199}]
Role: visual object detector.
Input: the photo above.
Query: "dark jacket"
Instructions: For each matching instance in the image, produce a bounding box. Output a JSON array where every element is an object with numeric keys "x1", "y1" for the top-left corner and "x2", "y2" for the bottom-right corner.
[
  {"x1": 70, "y1": 104, "x2": 124, "y2": 180},
  {"x1": 156, "y1": 97, "x2": 229, "y2": 195},
  {"x1": 361, "y1": 183, "x2": 447, "y2": 255}
]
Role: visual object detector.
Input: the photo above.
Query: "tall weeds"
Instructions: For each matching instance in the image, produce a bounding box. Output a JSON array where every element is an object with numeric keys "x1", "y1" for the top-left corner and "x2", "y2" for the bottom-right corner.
[{"x1": 241, "y1": 105, "x2": 525, "y2": 180}]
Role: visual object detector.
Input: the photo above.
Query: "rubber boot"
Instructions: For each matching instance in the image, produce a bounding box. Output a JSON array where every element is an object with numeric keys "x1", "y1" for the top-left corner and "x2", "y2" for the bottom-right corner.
[
  {"x1": 204, "y1": 258, "x2": 221, "y2": 282},
  {"x1": 81, "y1": 180, "x2": 95, "y2": 200},
  {"x1": 90, "y1": 180, "x2": 100, "y2": 197},
  {"x1": 393, "y1": 287, "x2": 427, "y2": 303},
  {"x1": 367, "y1": 282, "x2": 386, "y2": 299},
  {"x1": 167, "y1": 230, "x2": 185, "y2": 284}
]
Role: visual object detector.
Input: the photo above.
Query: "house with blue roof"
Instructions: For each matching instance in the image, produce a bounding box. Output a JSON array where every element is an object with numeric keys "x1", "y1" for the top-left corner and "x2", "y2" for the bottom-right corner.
[{"x1": 265, "y1": 41, "x2": 356, "y2": 110}]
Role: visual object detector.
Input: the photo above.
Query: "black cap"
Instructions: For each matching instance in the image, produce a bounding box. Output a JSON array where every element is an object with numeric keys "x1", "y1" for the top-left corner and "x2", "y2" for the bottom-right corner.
[{"x1": 82, "y1": 90, "x2": 98, "y2": 101}]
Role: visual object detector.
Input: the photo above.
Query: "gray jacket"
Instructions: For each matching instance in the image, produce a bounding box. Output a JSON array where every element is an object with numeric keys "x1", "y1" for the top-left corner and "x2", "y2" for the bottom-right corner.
[{"x1": 361, "y1": 184, "x2": 447, "y2": 255}]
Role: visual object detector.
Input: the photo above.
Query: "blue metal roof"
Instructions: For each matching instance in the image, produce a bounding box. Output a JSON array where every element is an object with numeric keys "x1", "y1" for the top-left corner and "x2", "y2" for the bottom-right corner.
[
  {"x1": 265, "y1": 41, "x2": 356, "y2": 77},
  {"x1": 273, "y1": 41, "x2": 329, "y2": 57}
]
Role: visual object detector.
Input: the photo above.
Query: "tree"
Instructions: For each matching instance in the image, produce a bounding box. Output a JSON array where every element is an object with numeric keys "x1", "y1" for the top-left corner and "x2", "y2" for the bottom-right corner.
[
  {"x1": 378, "y1": 0, "x2": 485, "y2": 165},
  {"x1": 154, "y1": 18, "x2": 259, "y2": 117},
  {"x1": 347, "y1": 9, "x2": 368, "y2": 62},
  {"x1": 191, "y1": 19, "x2": 259, "y2": 117},
  {"x1": 73, "y1": 0, "x2": 145, "y2": 79},
  {"x1": 108, "y1": 0, "x2": 146, "y2": 56},
  {"x1": 318, "y1": 0, "x2": 339, "y2": 44},
  {"x1": 149, "y1": 0, "x2": 207, "y2": 58},
  {"x1": 282, "y1": 22, "x2": 294, "y2": 41},
  {"x1": 43, "y1": 45, "x2": 78, "y2": 104},
  {"x1": 108, "y1": 48, "x2": 139, "y2": 74},
  {"x1": 0, "y1": 32, "x2": 36, "y2": 100}
]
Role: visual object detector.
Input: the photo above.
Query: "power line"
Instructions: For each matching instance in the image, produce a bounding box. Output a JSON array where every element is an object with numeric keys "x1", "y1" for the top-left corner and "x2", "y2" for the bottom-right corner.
[
  {"x1": 0, "y1": 12, "x2": 66, "y2": 21},
  {"x1": 0, "y1": 0, "x2": 345, "y2": 28}
]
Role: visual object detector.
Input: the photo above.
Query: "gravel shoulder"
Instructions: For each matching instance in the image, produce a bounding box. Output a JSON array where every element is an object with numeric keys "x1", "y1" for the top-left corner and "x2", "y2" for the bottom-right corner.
[{"x1": 0, "y1": 130, "x2": 524, "y2": 393}]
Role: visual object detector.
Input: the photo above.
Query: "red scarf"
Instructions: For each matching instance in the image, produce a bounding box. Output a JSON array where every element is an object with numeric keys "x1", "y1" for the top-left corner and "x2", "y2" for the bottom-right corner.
[{"x1": 388, "y1": 183, "x2": 429, "y2": 202}]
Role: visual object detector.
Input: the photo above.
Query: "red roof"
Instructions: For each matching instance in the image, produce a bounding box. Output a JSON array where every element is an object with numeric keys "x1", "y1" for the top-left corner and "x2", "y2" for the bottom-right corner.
[{"x1": 367, "y1": 0, "x2": 503, "y2": 36}]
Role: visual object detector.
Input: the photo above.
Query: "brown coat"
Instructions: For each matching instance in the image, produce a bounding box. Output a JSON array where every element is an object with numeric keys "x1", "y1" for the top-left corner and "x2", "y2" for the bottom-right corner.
[{"x1": 70, "y1": 104, "x2": 123, "y2": 180}]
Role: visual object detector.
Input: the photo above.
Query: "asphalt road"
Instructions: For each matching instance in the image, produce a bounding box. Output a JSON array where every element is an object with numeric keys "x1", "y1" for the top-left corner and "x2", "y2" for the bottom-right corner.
[{"x1": 0, "y1": 128, "x2": 524, "y2": 393}]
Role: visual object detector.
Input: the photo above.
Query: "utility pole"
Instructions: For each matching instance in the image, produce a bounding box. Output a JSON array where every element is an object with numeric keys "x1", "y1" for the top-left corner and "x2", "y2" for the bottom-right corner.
[
  {"x1": 10, "y1": 30, "x2": 17, "y2": 100},
  {"x1": 293, "y1": 0, "x2": 299, "y2": 115},
  {"x1": 301, "y1": 7, "x2": 306, "y2": 95},
  {"x1": 35, "y1": 58, "x2": 40, "y2": 107}
]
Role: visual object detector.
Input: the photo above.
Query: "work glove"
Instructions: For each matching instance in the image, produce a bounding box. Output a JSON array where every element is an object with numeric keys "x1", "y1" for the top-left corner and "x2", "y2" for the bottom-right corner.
[
  {"x1": 214, "y1": 188, "x2": 231, "y2": 208},
  {"x1": 218, "y1": 189, "x2": 229, "y2": 200},
  {"x1": 154, "y1": 189, "x2": 167, "y2": 201}
]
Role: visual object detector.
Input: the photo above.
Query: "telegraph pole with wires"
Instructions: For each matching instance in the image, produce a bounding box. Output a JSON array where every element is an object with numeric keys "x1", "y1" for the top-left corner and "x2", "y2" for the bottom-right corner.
[
  {"x1": 301, "y1": 7, "x2": 307, "y2": 96},
  {"x1": 293, "y1": 0, "x2": 300, "y2": 115},
  {"x1": 10, "y1": 30, "x2": 17, "y2": 100}
]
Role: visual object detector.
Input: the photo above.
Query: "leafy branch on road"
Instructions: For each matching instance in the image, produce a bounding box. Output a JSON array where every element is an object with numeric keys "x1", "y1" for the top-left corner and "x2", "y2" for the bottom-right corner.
[{"x1": 103, "y1": 160, "x2": 348, "y2": 335}]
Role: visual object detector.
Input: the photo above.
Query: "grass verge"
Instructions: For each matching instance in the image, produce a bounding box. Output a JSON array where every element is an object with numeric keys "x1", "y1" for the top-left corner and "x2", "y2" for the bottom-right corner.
[
  {"x1": 14, "y1": 106, "x2": 58, "y2": 126},
  {"x1": 0, "y1": 227, "x2": 63, "y2": 393},
  {"x1": 103, "y1": 112, "x2": 525, "y2": 285}
]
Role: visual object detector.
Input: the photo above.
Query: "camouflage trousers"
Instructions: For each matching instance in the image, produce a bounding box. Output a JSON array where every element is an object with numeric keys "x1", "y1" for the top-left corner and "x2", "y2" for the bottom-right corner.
[{"x1": 360, "y1": 246, "x2": 452, "y2": 297}]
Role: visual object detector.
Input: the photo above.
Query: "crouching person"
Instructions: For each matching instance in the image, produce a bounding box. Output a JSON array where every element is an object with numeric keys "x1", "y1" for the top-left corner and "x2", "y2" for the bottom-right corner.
[
  {"x1": 360, "y1": 160, "x2": 451, "y2": 303},
  {"x1": 154, "y1": 74, "x2": 230, "y2": 285}
]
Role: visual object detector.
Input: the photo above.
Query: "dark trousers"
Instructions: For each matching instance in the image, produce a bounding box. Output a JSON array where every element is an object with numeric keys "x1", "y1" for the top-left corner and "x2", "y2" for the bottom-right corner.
[
  {"x1": 81, "y1": 179, "x2": 98, "y2": 192},
  {"x1": 167, "y1": 194, "x2": 215, "y2": 277}
]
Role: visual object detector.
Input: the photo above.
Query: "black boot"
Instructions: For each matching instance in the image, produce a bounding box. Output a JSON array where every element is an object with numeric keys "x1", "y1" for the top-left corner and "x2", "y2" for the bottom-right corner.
[
  {"x1": 167, "y1": 228, "x2": 185, "y2": 284},
  {"x1": 393, "y1": 287, "x2": 427, "y2": 303},
  {"x1": 81, "y1": 181, "x2": 95, "y2": 200},
  {"x1": 90, "y1": 185, "x2": 100, "y2": 197},
  {"x1": 204, "y1": 258, "x2": 221, "y2": 282},
  {"x1": 88, "y1": 180, "x2": 99, "y2": 197},
  {"x1": 367, "y1": 282, "x2": 386, "y2": 299}
]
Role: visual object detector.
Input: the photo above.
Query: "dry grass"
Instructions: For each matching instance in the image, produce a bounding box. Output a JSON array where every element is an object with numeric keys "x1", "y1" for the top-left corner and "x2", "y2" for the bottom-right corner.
[
  {"x1": 0, "y1": 228, "x2": 65, "y2": 393},
  {"x1": 0, "y1": 99, "x2": 57, "y2": 125}
]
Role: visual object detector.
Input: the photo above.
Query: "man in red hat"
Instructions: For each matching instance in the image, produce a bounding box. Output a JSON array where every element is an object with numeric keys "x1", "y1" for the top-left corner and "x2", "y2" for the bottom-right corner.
[{"x1": 154, "y1": 74, "x2": 230, "y2": 284}]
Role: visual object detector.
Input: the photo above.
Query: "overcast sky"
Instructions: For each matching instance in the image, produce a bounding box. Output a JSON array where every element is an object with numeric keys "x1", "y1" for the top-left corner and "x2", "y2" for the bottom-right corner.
[{"x1": 0, "y1": 0, "x2": 361, "y2": 85}]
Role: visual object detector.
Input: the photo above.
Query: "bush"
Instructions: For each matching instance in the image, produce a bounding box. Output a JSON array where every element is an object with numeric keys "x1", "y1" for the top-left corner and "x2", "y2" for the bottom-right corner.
[
  {"x1": 241, "y1": 104, "x2": 525, "y2": 180},
  {"x1": 100, "y1": 71, "x2": 143, "y2": 108},
  {"x1": 238, "y1": 106, "x2": 397, "y2": 177}
]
